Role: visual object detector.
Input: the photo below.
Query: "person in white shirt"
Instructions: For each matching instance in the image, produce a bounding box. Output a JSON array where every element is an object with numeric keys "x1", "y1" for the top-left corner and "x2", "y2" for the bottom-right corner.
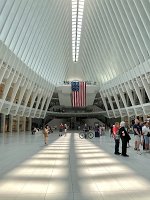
[{"x1": 142, "y1": 121, "x2": 150, "y2": 151}]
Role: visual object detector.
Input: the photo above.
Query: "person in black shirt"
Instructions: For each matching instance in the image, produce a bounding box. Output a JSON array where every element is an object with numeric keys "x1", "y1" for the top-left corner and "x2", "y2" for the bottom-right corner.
[
  {"x1": 119, "y1": 121, "x2": 129, "y2": 157},
  {"x1": 125, "y1": 122, "x2": 131, "y2": 148},
  {"x1": 83, "y1": 124, "x2": 89, "y2": 139}
]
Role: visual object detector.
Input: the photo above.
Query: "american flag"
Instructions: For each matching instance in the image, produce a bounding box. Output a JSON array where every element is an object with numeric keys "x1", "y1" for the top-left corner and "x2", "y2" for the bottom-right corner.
[{"x1": 71, "y1": 81, "x2": 86, "y2": 107}]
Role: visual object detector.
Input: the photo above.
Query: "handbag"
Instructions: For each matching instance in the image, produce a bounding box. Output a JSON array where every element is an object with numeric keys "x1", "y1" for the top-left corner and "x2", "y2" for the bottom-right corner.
[
  {"x1": 147, "y1": 132, "x2": 150, "y2": 137},
  {"x1": 127, "y1": 134, "x2": 131, "y2": 140}
]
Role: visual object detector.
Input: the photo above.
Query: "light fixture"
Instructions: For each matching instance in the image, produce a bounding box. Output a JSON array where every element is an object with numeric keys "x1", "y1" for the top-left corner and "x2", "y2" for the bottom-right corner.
[{"x1": 72, "y1": 0, "x2": 85, "y2": 62}]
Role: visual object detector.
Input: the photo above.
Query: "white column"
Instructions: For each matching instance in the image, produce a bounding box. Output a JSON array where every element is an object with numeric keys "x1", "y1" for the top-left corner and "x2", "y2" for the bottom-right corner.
[
  {"x1": 17, "y1": 115, "x2": 20, "y2": 132},
  {"x1": 23, "y1": 117, "x2": 26, "y2": 132},
  {"x1": 8, "y1": 115, "x2": 13, "y2": 133},
  {"x1": 113, "y1": 87, "x2": 122, "y2": 117},
  {"x1": 128, "y1": 117, "x2": 131, "y2": 126},
  {"x1": 121, "y1": 117, "x2": 125, "y2": 121},
  {"x1": 105, "y1": 89, "x2": 116, "y2": 118},
  {"x1": 0, "y1": 114, "x2": 5, "y2": 133},
  {"x1": 100, "y1": 92, "x2": 110, "y2": 118},
  {"x1": 141, "y1": 77, "x2": 150, "y2": 101},
  {"x1": 28, "y1": 117, "x2": 32, "y2": 131}
]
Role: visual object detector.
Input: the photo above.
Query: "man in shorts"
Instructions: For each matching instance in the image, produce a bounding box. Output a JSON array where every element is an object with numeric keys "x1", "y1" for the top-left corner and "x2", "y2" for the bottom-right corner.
[{"x1": 133, "y1": 118, "x2": 142, "y2": 154}]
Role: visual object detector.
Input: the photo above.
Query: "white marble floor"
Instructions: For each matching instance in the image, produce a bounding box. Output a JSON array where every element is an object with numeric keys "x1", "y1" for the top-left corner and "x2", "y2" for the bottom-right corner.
[{"x1": 0, "y1": 131, "x2": 150, "y2": 200}]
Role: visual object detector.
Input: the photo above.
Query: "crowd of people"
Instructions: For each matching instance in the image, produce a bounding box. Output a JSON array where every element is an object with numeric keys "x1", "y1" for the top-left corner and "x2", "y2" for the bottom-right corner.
[
  {"x1": 59, "y1": 123, "x2": 68, "y2": 136},
  {"x1": 32, "y1": 118, "x2": 150, "y2": 155},
  {"x1": 94, "y1": 124, "x2": 105, "y2": 137},
  {"x1": 42, "y1": 123, "x2": 68, "y2": 145},
  {"x1": 111, "y1": 118, "x2": 150, "y2": 157}
]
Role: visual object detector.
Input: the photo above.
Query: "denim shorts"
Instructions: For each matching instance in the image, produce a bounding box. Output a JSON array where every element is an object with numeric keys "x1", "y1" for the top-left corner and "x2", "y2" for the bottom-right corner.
[{"x1": 144, "y1": 135, "x2": 150, "y2": 144}]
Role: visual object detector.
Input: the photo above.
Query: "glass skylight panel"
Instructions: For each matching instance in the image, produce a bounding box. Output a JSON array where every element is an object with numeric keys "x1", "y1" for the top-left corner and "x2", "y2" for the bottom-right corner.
[
  {"x1": 72, "y1": 0, "x2": 85, "y2": 62},
  {"x1": 77, "y1": 40, "x2": 80, "y2": 45},
  {"x1": 77, "y1": 26, "x2": 81, "y2": 31},
  {"x1": 77, "y1": 35, "x2": 81, "y2": 40},
  {"x1": 77, "y1": 41, "x2": 80, "y2": 45},
  {"x1": 77, "y1": 23, "x2": 82, "y2": 27}
]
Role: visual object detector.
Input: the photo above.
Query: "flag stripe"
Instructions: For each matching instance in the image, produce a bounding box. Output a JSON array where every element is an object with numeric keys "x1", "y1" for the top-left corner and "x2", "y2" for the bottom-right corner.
[{"x1": 71, "y1": 81, "x2": 86, "y2": 107}]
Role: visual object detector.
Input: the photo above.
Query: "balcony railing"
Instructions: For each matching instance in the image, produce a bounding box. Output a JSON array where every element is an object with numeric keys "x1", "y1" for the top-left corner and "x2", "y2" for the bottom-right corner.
[{"x1": 57, "y1": 81, "x2": 97, "y2": 86}]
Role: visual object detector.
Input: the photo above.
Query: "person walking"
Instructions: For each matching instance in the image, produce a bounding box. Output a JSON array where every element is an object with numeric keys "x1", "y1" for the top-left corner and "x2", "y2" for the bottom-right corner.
[
  {"x1": 94, "y1": 125, "x2": 100, "y2": 137},
  {"x1": 59, "y1": 123, "x2": 64, "y2": 136},
  {"x1": 43, "y1": 125, "x2": 49, "y2": 145},
  {"x1": 83, "y1": 124, "x2": 89, "y2": 139}
]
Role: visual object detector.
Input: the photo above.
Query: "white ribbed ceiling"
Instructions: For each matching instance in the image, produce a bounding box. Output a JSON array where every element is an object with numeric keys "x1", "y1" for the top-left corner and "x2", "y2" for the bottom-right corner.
[
  {"x1": 0, "y1": 0, "x2": 150, "y2": 85},
  {"x1": 80, "y1": 0, "x2": 150, "y2": 84},
  {"x1": 0, "y1": 0, "x2": 71, "y2": 84}
]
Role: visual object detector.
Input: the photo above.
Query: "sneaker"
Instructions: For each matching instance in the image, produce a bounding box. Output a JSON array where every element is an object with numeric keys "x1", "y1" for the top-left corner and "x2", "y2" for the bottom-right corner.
[
  {"x1": 137, "y1": 150, "x2": 142, "y2": 155},
  {"x1": 134, "y1": 148, "x2": 137, "y2": 150}
]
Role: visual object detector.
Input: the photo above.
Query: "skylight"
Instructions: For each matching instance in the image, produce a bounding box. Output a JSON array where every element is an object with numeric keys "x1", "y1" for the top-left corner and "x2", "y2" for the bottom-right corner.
[{"x1": 72, "y1": 0, "x2": 85, "y2": 62}]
